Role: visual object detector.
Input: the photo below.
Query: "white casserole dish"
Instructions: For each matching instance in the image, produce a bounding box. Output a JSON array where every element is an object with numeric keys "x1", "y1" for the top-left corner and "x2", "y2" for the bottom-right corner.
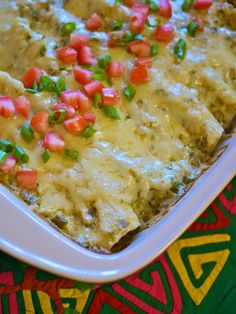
[{"x1": 0, "y1": 134, "x2": 235, "y2": 283}]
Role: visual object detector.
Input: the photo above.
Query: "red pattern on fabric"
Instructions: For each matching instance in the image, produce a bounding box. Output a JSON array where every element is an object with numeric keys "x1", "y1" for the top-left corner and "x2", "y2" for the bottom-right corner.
[
  {"x1": 125, "y1": 270, "x2": 167, "y2": 303},
  {"x1": 0, "y1": 268, "x2": 73, "y2": 314},
  {"x1": 87, "y1": 289, "x2": 136, "y2": 313},
  {"x1": 188, "y1": 201, "x2": 230, "y2": 231},
  {"x1": 113, "y1": 283, "x2": 164, "y2": 313},
  {"x1": 218, "y1": 193, "x2": 236, "y2": 215},
  {"x1": 0, "y1": 272, "x2": 18, "y2": 314}
]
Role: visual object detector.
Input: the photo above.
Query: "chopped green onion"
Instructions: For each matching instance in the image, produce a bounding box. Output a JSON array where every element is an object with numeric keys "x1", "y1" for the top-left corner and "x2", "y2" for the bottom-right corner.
[
  {"x1": 145, "y1": 0, "x2": 159, "y2": 11},
  {"x1": 0, "y1": 150, "x2": 7, "y2": 164},
  {"x1": 174, "y1": 39, "x2": 187, "y2": 60},
  {"x1": 42, "y1": 149, "x2": 52, "y2": 163},
  {"x1": 48, "y1": 109, "x2": 67, "y2": 125},
  {"x1": 55, "y1": 78, "x2": 66, "y2": 96},
  {"x1": 124, "y1": 84, "x2": 136, "y2": 101},
  {"x1": 65, "y1": 149, "x2": 79, "y2": 161},
  {"x1": 21, "y1": 123, "x2": 34, "y2": 143},
  {"x1": 181, "y1": 0, "x2": 193, "y2": 11},
  {"x1": 0, "y1": 139, "x2": 13, "y2": 152},
  {"x1": 81, "y1": 123, "x2": 97, "y2": 138},
  {"x1": 93, "y1": 93, "x2": 102, "y2": 107},
  {"x1": 92, "y1": 67, "x2": 107, "y2": 81},
  {"x1": 113, "y1": 19, "x2": 124, "y2": 31},
  {"x1": 104, "y1": 106, "x2": 121, "y2": 120},
  {"x1": 13, "y1": 144, "x2": 29, "y2": 164},
  {"x1": 187, "y1": 21, "x2": 199, "y2": 37},
  {"x1": 151, "y1": 43, "x2": 159, "y2": 56},
  {"x1": 122, "y1": 31, "x2": 134, "y2": 43},
  {"x1": 145, "y1": 18, "x2": 157, "y2": 28},
  {"x1": 39, "y1": 76, "x2": 56, "y2": 92},
  {"x1": 61, "y1": 22, "x2": 76, "y2": 35},
  {"x1": 115, "y1": 0, "x2": 123, "y2": 4},
  {"x1": 25, "y1": 80, "x2": 38, "y2": 94},
  {"x1": 98, "y1": 55, "x2": 112, "y2": 69}
]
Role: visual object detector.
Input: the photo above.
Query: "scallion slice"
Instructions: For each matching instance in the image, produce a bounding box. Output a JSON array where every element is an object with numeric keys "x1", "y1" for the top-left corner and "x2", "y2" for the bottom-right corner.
[
  {"x1": 122, "y1": 31, "x2": 134, "y2": 43},
  {"x1": 81, "y1": 123, "x2": 97, "y2": 138},
  {"x1": 65, "y1": 149, "x2": 79, "y2": 161},
  {"x1": 174, "y1": 39, "x2": 187, "y2": 60},
  {"x1": 124, "y1": 84, "x2": 136, "y2": 101},
  {"x1": 21, "y1": 123, "x2": 34, "y2": 143},
  {"x1": 39, "y1": 76, "x2": 56, "y2": 92},
  {"x1": 98, "y1": 55, "x2": 112, "y2": 69},
  {"x1": 61, "y1": 22, "x2": 76, "y2": 35},
  {"x1": 187, "y1": 21, "x2": 199, "y2": 37},
  {"x1": 42, "y1": 149, "x2": 52, "y2": 163},
  {"x1": 181, "y1": 0, "x2": 193, "y2": 11},
  {"x1": 93, "y1": 93, "x2": 102, "y2": 107},
  {"x1": 48, "y1": 109, "x2": 67, "y2": 125},
  {"x1": 0, "y1": 139, "x2": 13, "y2": 153},
  {"x1": 104, "y1": 106, "x2": 121, "y2": 120},
  {"x1": 151, "y1": 43, "x2": 159, "y2": 56},
  {"x1": 55, "y1": 78, "x2": 66, "y2": 96},
  {"x1": 0, "y1": 150, "x2": 7, "y2": 164},
  {"x1": 92, "y1": 67, "x2": 107, "y2": 81},
  {"x1": 113, "y1": 19, "x2": 124, "y2": 31},
  {"x1": 13, "y1": 144, "x2": 29, "y2": 164}
]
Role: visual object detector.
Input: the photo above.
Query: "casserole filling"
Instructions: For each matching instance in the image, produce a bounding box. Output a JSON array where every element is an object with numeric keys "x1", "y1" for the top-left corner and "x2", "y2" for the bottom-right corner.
[{"x1": 0, "y1": 0, "x2": 235, "y2": 251}]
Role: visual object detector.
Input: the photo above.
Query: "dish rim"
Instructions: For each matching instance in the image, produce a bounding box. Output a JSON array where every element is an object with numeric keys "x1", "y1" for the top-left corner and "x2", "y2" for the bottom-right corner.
[{"x1": 0, "y1": 135, "x2": 235, "y2": 283}]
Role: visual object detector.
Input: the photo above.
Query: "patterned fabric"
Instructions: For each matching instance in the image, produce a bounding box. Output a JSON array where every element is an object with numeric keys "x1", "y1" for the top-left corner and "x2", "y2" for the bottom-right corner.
[{"x1": 0, "y1": 176, "x2": 235, "y2": 314}]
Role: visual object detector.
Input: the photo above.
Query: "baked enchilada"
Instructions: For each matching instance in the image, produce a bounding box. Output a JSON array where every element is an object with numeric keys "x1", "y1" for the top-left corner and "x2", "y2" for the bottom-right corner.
[{"x1": 0, "y1": 0, "x2": 235, "y2": 251}]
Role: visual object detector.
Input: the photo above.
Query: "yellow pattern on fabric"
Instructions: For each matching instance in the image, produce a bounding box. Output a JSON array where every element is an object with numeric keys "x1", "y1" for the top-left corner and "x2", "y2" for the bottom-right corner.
[
  {"x1": 37, "y1": 291, "x2": 54, "y2": 314},
  {"x1": 59, "y1": 288, "x2": 91, "y2": 312},
  {"x1": 22, "y1": 290, "x2": 35, "y2": 313},
  {"x1": 167, "y1": 234, "x2": 230, "y2": 305}
]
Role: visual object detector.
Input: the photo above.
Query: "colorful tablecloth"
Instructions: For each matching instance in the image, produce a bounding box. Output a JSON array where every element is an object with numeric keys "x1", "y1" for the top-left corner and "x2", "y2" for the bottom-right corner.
[{"x1": 0, "y1": 176, "x2": 235, "y2": 314}]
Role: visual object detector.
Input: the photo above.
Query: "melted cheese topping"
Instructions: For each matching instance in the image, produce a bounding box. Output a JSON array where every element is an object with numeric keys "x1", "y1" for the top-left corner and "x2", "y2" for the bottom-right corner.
[{"x1": 0, "y1": 0, "x2": 235, "y2": 251}]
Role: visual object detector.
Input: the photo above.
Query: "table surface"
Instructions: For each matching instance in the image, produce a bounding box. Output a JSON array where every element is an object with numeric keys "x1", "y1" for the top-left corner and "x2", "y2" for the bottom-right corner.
[{"x1": 0, "y1": 176, "x2": 235, "y2": 314}]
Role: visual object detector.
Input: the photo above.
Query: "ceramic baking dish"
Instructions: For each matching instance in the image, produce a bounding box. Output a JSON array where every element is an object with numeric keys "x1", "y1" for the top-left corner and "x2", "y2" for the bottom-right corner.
[{"x1": 0, "y1": 133, "x2": 235, "y2": 283}]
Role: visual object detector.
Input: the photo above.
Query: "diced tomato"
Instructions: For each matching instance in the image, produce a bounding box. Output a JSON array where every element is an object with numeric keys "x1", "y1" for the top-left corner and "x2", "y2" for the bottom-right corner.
[
  {"x1": 107, "y1": 31, "x2": 124, "y2": 47},
  {"x1": 15, "y1": 96, "x2": 31, "y2": 117},
  {"x1": 132, "y1": 4, "x2": 149, "y2": 19},
  {"x1": 159, "y1": 0, "x2": 172, "y2": 18},
  {"x1": 64, "y1": 116, "x2": 88, "y2": 133},
  {"x1": 86, "y1": 13, "x2": 103, "y2": 31},
  {"x1": 107, "y1": 61, "x2": 125, "y2": 78},
  {"x1": 16, "y1": 169, "x2": 38, "y2": 191},
  {"x1": 74, "y1": 67, "x2": 93, "y2": 85},
  {"x1": 101, "y1": 88, "x2": 120, "y2": 105},
  {"x1": 56, "y1": 46, "x2": 78, "y2": 64},
  {"x1": 124, "y1": 0, "x2": 136, "y2": 7},
  {"x1": 30, "y1": 110, "x2": 49, "y2": 134},
  {"x1": 129, "y1": 11, "x2": 146, "y2": 34},
  {"x1": 69, "y1": 33, "x2": 90, "y2": 51},
  {"x1": 0, "y1": 96, "x2": 15, "y2": 118},
  {"x1": 83, "y1": 112, "x2": 96, "y2": 123},
  {"x1": 84, "y1": 80, "x2": 104, "y2": 98},
  {"x1": 43, "y1": 132, "x2": 65, "y2": 152},
  {"x1": 52, "y1": 103, "x2": 76, "y2": 119},
  {"x1": 135, "y1": 57, "x2": 152, "y2": 68},
  {"x1": 61, "y1": 90, "x2": 91, "y2": 113},
  {"x1": 155, "y1": 24, "x2": 174, "y2": 42},
  {"x1": 78, "y1": 46, "x2": 97, "y2": 66},
  {"x1": 194, "y1": 17, "x2": 204, "y2": 32},
  {"x1": 0, "y1": 156, "x2": 17, "y2": 175},
  {"x1": 194, "y1": 0, "x2": 213, "y2": 9},
  {"x1": 21, "y1": 67, "x2": 42, "y2": 88},
  {"x1": 128, "y1": 40, "x2": 151, "y2": 57},
  {"x1": 22, "y1": 67, "x2": 42, "y2": 89},
  {"x1": 130, "y1": 65, "x2": 149, "y2": 84}
]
